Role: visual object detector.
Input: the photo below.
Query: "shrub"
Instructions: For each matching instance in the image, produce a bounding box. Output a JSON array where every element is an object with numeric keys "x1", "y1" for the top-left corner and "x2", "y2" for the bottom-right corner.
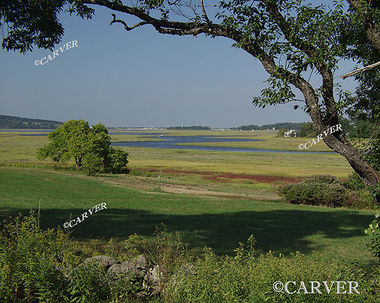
[
  {"x1": 279, "y1": 175, "x2": 376, "y2": 209},
  {"x1": 344, "y1": 189, "x2": 377, "y2": 209},
  {"x1": 279, "y1": 176, "x2": 348, "y2": 207},
  {"x1": 302, "y1": 175, "x2": 340, "y2": 184},
  {"x1": 344, "y1": 172, "x2": 366, "y2": 191}
]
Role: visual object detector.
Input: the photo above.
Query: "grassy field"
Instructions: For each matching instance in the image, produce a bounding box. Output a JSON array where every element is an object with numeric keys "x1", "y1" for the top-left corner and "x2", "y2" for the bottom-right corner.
[
  {"x1": 0, "y1": 130, "x2": 353, "y2": 177},
  {"x1": 0, "y1": 167, "x2": 376, "y2": 269},
  {"x1": 0, "y1": 129, "x2": 375, "y2": 269}
]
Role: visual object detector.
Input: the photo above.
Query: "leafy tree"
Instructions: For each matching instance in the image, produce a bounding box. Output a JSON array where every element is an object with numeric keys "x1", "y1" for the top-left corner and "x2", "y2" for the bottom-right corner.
[
  {"x1": 299, "y1": 122, "x2": 316, "y2": 138},
  {"x1": 37, "y1": 120, "x2": 128, "y2": 174},
  {"x1": 2, "y1": 0, "x2": 379, "y2": 195},
  {"x1": 105, "y1": 148, "x2": 129, "y2": 173}
]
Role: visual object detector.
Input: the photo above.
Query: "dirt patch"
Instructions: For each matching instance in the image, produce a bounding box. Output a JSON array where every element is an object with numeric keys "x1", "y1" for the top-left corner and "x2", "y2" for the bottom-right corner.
[
  {"x1": 148, "y1": 168, "x2": 301, "y2": 184},
  {"x1": 160, "y1": 184, "x2": 247, "y2": 198}
]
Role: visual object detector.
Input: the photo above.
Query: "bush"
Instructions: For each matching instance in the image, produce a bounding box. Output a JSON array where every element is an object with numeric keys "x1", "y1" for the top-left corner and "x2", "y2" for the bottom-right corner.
[
  {"x1": 279, "y1": 175, "x2": 376, "y2": 209},
  {"x1": 279, "y1": 175, "x2": 348, "y2": 207},
  {"x1": 344, "y1": 172, "x2": 366, "y2": 191},
  {"x1": 302, "y1": 175, "x2": 339, "y2": 184},
  {"x1": 344, "y1": 190, "x2": 377, "y2": 209}
]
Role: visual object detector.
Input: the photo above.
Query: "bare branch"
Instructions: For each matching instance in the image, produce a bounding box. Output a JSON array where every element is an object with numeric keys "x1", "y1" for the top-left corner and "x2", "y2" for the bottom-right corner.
[
  {"x1": 110, "y1": 14, "x2": 148, "y2": 31},
  {"x1": 200, "y1": 0, "x2": 210, "y2": 24},
  {"x1": 341, "y1": 60, "x2": 380, "y2": 79}
]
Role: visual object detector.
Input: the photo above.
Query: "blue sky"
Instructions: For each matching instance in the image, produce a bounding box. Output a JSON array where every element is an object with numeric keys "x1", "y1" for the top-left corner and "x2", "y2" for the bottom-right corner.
[{"x1": 0, "y1": 2, "x2": 357, "y2": 128}]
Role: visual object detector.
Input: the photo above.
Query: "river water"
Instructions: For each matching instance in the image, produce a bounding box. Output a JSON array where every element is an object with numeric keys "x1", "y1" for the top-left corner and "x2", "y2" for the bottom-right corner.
[{"x1": 1, "y1": 129, "x2": 333, "y2": 154}]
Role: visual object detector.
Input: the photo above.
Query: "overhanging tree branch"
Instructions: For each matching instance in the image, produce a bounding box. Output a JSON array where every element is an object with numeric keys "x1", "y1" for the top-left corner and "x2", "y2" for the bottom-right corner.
[
  {"x1": 263, "y1": 0, "x2": 337, "y2": 125},
  {"x1": 110, "y1": 14, "x2": 148, "y2": 31},
  {"x1": 341, "y1": 60, "x2": 380, "y2": 79}
]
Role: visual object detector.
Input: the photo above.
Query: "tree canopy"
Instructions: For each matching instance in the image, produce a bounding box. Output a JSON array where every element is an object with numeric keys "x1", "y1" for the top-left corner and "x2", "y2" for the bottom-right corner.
[
  {"x1": 1, "y1": 0, "x2": 379, "y2": 194},
  {"x1": 299, "y1": 122, "x2": 316, "y2": 138},
  {"x1": 37, "y1": 120, "x2": 128, "y2": 175}
]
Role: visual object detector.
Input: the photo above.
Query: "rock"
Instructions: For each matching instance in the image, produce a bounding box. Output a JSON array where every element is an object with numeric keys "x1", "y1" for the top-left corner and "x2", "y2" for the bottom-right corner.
[
  {"x1": 107, "y1": 254, "x2": 148, "y2": 279},
  {"x1": 84, "y1": 255, "x2": 118, "y2": 271},
  {"x1": 128, "y1": 254, "x2": 148, "y2": 278},
  {"x1": 143, "y1": 265, "x2": 163, "y2": 294},
  {"x1": 108, "y1": 262, "x2": 131, "y2": 276}
]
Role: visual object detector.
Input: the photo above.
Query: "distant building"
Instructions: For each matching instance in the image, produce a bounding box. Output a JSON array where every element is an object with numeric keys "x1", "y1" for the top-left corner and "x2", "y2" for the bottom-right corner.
[{"x1": 284, "y1": 130, "x2": 299, "y2": 137}]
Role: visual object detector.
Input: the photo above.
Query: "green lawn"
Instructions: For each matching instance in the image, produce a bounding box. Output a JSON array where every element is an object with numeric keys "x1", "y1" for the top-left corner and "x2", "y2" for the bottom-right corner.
[{"x1": 0, "y1": 167, "x2": 376, "y2": 269}]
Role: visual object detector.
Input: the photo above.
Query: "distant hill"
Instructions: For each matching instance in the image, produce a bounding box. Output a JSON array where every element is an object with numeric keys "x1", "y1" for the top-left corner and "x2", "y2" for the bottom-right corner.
[
  {"x1": 0, "y1": 115, "x2": 62, "y2": 129},
  {"x1": 233, "y1": 122, "x2": 307, "y2": 131}
]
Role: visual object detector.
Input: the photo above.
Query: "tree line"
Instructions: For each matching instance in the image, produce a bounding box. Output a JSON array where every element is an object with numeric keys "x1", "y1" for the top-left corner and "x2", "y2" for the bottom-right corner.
[
  {"x1": 167, "y1": 126, "x2": 211, "y2": 130},
  {"x1": 234, "y1": 122, "x2": 306, "y2": 131},
  {"x1": 0, "y1": 115, "x2": 62, "y2": 129}
]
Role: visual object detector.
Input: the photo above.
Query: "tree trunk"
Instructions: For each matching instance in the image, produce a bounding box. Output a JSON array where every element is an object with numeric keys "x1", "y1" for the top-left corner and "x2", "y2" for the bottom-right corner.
[
  {"x1": 75, "y1": 157, "x2": 82, "y2": 169},
  {"x1": 305, "y1": 97, "x2": 380, "y2": 203},
  {"x1": 323, "y1": 134, "x2": 380, "y2": 187},
  {"x1": 299, "y1": 82, "x2": 379, "y2": 203}
]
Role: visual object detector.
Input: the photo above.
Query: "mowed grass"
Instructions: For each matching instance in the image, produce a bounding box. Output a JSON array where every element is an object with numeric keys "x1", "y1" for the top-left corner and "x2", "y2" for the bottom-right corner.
[{"x1": 0, "y1": 167, "x2": 376, "y2": 268}]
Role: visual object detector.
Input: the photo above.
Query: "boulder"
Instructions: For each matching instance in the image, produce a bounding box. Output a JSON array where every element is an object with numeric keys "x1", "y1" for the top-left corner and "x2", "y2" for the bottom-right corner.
[
  {"x1": 143, "y1": 265, "x2": 163, "y2": 294},
  {"x1": 108, "y1": 254, "x2": 148, "y2": 279},
  {"x1": 84, "y1": 255, "x2": 118, "y2": 271}
]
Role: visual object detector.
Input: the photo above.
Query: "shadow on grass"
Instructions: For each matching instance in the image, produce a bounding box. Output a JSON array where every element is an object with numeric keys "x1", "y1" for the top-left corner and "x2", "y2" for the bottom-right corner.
[{"x1": 0, "y1": 207, "x2": 373, "y2": 258}]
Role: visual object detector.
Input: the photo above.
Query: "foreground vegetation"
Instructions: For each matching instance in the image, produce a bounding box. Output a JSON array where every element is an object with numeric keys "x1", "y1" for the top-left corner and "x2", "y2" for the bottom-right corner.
[{"x1": 0, "y1": 213, "x2": 378, "y2": 303}]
